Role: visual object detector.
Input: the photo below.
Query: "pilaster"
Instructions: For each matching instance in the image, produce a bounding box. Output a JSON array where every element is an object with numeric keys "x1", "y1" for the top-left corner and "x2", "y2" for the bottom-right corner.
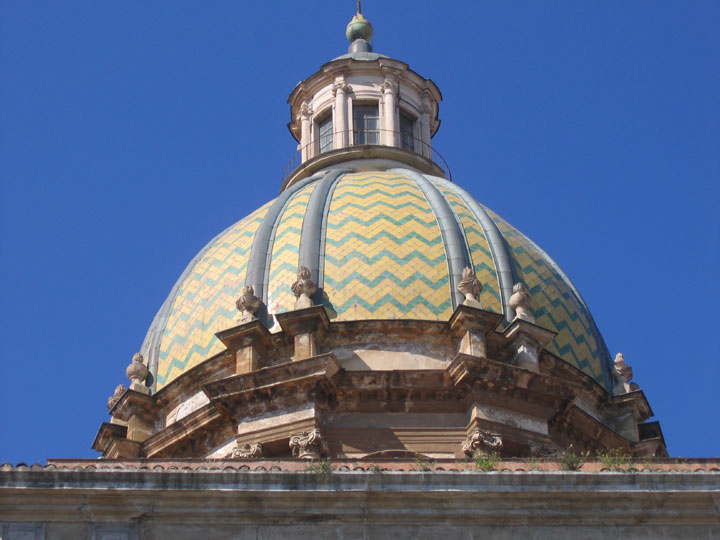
[
  {"x1": 448, "y1": 304, "x2": 503, "y2": 359},
  {"x1": 110, "y1": 390, "x2": 160, "y2": 444},
  {"x1": 215, "y1": 319, "x2": 273, "y2": 375},
  {"x1": 275, "y1": 306, "x2": 330, "y2": 361},
  {"x1": 502, "y1": 319, "x2": 556, "y2": 373}
]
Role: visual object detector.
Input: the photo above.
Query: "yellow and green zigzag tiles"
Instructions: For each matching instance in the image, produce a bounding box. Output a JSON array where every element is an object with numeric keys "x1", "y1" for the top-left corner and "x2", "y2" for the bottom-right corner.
[
  {"x1": 153, "y1": 170, "x2": 609, "y2": 391},
  {"x1": 322, "y1": 172, "x2": 452, "y2": 321},
  {"x1": 156, "y1": 201, "x2": 273, "y2": 388},
  {"x1": 484, "y1": 207, "x2": 608, "y2": 388},
  {"x1": 266, "y1": 182, "x2": 316, "y2": 331}
]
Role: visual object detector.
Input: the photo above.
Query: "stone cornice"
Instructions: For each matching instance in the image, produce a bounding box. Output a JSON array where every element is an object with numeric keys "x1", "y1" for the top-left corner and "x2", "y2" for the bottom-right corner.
[
  {"x1": 152, "y1": 349, "x2": 234, "y2": 409},
  {"x1": 447, "y1": 353, "x2": 579, "y2": 403},
  {"x1": 142, "y1": 403, "x2": 225, "y2": 458},
  {"x1": 109, "y1": 389, "x2": 159, "y2": 423},
  {"x1": 274, "y1": 305, "x2": 330, "y2": 338},
  {"x1": 215, "y1": 319, "x2": 273, "y2": 354},
  {"x1": 2, "y1": 466, "x2": 718, "y2": 527},
  {"x1": 602, "y1": 389, "x2": 653, "y2": 422},
  {"x1": 447, "y1": 305, "x2": 504, "y2": 338},
  {"x1": 201, "y1": 353, "x2": 342, "y2": 419},
  {"x1": 550, "y1": 402, "x2": 631, "y2": 454},
  {"x1": 91, "y1": 422, "x2": 127, "y2": 454}
]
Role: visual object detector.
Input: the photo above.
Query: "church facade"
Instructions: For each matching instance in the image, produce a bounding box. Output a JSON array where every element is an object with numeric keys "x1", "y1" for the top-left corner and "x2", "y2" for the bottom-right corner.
[{"x1": 2, "y1": 8, "x2": 718, "y2": 540}]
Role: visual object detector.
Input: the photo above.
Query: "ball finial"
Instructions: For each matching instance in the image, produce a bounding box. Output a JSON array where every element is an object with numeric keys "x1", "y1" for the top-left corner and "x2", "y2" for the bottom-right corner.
[{"x1": 346, "y1": 12, "x2": 373, "y2": 43}]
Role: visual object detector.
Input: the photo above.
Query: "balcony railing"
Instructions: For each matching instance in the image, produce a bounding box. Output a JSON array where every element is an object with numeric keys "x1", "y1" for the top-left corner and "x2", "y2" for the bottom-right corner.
[{"x1": 281, "y1": 129, "x2": 452, "y2": 183}]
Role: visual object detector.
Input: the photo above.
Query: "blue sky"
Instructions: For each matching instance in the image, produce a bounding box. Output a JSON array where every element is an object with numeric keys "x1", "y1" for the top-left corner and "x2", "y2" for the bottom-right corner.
[{"x1": 1, "y1": 1, "x2": 718, "y2": 463}]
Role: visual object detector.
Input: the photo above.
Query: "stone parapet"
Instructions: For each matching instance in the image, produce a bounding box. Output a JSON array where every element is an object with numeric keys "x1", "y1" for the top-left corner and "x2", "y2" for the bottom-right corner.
[{"x1": 1, "y1": 461, "x2": 718, "y2": 539}]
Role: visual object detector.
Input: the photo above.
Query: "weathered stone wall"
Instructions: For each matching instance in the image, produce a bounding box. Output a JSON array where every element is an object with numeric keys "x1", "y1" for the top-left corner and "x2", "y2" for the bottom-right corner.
[
  {"x1": 2, "y1": 466, "x2": 718, "y2": 540},
  {"x1": 3, "y1": 522, "x2": 718, "y2": 540}
]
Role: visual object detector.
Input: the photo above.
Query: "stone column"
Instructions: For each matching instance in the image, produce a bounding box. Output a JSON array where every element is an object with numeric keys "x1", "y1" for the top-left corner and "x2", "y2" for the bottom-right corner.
[
  {"x1": 333, "y1": 81, "x2": 349, "y2": 149},
  {"x1": 300, "y1": 102, "x2": 313, "y2": 161},
  {"x1": 381, "y1": 79, "x2": 399, "y2": 146},
  {"x1": 419, "y1": 97, "x2": 432, "y2": 158}
]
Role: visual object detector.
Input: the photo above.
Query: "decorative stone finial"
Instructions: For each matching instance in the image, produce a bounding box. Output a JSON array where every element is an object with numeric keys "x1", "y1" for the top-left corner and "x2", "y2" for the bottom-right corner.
[
  {"x1": 462, "y1": 428, "x2": 503, "y2": 457},
  {"x1": 232, "y1": 442, "x2": 264, "y2": 459},
  {"x1": 612, "y1": 353, "x2": 638, "y2": 395},
  {"x1": 125, "y1": 352, "x2": 150, "y2": 395},
  {"x1": 106, "y1": 384, "x2": 126, "y2": 411},
  {"x1": 509, "y1": 282, "x2": 534, "y2": 323},
  {"x1": 289, "y1": 428, "x2": 328, "y2": 459},
  {"x1": 291, "y1": 266, "x2": 317, "y2": 309},
  {"x1": 235, "y1": 285, "x2": 261, "y2": 323},
  {"x1": 457, "y1": 266, "x2": 483, "y2": 308},
  {"x1": 345, "y1": 2, "x2": 373, "y2": 54},
  {"x1": 346, "y1": 12, "x2": 373, "y2": 43}
]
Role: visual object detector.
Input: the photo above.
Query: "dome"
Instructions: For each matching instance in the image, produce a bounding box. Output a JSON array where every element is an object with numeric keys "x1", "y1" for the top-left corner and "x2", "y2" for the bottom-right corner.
[
  {"x1": 95, "y1": 8, "x2": 667, "y2": 465},
  {"x1": 142, "y1": 169, "x2": 613, "y2": 391}
]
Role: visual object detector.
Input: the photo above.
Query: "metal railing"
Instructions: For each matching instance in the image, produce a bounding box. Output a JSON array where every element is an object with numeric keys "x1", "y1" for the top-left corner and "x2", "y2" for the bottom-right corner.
[{"x1": 281, "y1": 129, "x2": 452, "y2": 183}]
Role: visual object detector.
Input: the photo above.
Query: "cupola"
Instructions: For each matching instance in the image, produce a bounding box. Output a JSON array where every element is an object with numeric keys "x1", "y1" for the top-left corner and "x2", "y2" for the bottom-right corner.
[{"x1": 284, "y1": 8, "x2": 445, "y2": 190}]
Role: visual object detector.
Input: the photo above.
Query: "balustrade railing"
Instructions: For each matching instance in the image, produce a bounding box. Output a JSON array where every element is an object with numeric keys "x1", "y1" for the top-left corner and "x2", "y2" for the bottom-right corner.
[{"x1": 281, "y1": 129, "x2": 452, "y2": 183}]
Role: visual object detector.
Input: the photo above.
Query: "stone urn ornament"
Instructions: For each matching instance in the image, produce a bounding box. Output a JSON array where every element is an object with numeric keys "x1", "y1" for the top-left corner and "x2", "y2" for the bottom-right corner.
[
  {"x1": 509, "y1": 282, "x2": 534, "y2": 323},
  {"x1": 126, "y1": 352, "x2": 150, "y2": 395},
  {"x1": 291, "y1": 266, "x2": 317, "y2": 309},
  {"x1": 235, "y1": 285, "x2": 261, "y2": 323},
  {"x1": 612, "y1": 353, "x2": 639, "y2": 395},
  {"x1": 106, "y1": 384, "x2": 126, "y2": 410},
  {"x1": 457, "y1": 266, "x2": 483, "y2": 308}
]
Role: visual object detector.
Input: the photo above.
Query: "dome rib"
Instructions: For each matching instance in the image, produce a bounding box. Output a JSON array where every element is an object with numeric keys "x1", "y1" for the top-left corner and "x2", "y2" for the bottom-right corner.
[
  {"x1": 317, "y1": 173, "x2": 345, "y2": 293},
  {"x1": 246, "y1": 172, "x2": 323, "y2": 323},
  {"x1": 430, "y1": 176, "x2": 518, "y2": 321},
  {"x1": 298, "y1": 170, "x2": 348, "y2": 304},
  {"x1": 396, "y1": 169, "x2": 471, "y2": 310}
]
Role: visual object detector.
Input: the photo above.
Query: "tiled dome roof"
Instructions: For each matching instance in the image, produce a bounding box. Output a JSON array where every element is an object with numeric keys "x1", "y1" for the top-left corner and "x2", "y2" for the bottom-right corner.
[{"x1": 143, "y1": 170, "x2": 612, "y2": 390}]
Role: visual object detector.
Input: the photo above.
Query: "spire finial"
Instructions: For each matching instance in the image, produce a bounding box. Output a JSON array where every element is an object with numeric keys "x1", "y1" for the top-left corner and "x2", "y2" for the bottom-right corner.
[{"x1": 346, "y1": 2, "x2": 373, "y2": 52}]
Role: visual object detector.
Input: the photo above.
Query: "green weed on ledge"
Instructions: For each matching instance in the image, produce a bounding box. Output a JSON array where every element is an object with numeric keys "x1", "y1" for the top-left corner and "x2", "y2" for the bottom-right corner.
[
  {"x1": 305, "y1": 459, "x2": 333, "y2": 475},
  {"x1": 561, "y1": 445, "x2": 588, "y2": 471},
  {"x1": 597, "y1": 448, "x2": 633, "y2": 471},
  {"x1": 473, "y1": 451, "x2": 500, "y2": 471}
]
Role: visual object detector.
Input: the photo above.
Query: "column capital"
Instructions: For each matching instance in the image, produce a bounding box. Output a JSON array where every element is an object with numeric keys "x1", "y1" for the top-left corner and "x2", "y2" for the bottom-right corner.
[
  {"x1": 332, "y1": 81, "x2": 352, "y2": 97},
  {"x1": 300, "y1": 101, "x2": 313, "y2": 119}
]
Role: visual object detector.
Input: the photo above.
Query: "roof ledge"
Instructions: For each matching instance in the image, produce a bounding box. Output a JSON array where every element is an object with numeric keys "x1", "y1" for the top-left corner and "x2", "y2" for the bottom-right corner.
[{"x1": 281, "y1": 145, "x2": 448, "y2": 192}]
